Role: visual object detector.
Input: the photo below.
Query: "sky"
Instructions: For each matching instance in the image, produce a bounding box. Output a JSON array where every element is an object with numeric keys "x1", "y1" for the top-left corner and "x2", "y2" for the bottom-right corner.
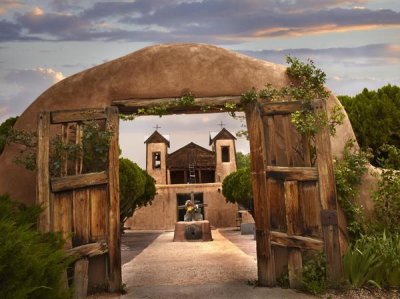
[{"x1": 0, "y1": 0, "x2": 399, "y2": 167}]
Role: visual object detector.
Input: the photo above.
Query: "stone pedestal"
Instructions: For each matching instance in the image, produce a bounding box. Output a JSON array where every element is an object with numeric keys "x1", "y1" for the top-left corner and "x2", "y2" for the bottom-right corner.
[{"x1": 173, "y1": 220, "x2": 213, "y2": 242}]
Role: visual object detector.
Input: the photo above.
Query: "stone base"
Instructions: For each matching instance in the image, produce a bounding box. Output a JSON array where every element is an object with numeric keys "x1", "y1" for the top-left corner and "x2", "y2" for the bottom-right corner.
[{"x1": 173, "y1": 220, "x2": 213, "y2": 242}]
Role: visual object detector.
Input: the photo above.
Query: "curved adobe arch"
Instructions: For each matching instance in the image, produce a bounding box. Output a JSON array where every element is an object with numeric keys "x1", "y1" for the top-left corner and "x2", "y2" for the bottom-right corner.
[{"x1": 0, "y1": 43, "x2": 356, "y2": 205}]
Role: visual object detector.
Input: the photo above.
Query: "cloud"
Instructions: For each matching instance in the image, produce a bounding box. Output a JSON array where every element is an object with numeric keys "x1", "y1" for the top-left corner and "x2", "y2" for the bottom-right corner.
[
  {"x1": 0, "y1": 1, "x2": 398, "y2": 43},
  {"x1": 0, "y1": 67, "x2": 64, "y2": 120}
]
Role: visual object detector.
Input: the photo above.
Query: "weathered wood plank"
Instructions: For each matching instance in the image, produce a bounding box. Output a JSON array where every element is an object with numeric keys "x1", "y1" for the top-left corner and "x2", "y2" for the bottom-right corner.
[
  {"x1": 266, "y1": 166, "x2": 318, "y2": 181},
  {"x1": 299, "y1": 181, "x2": 322, "y2": 237},
  {"x1": 61, "y1": 123, "x2": 69, "y2": 177},
  {"x1": 261, "y1": 101, "x2": 302, "y2": 116},
  {"x1": 90, "y1": 186, "x2": 107, "y2": 241},
  {"x1": 270, "y1": 231, "x2": 324, "y2": 250},
  {"x1": 284, "y1": 181, "x2": 303, "y2": 288},
  {"x1": 282, "y1": 115, "x2": 294, "y2": 166},
  {"x1": 51, "y1": 171, "x2": 108, "y2": 192},
  {"x1": 36, "y1": 111, "x2": 51, "y2": 232},
  {"x1": 52, "y1": 191, "x2": 73, "y2": 249},
  {"x1": 73, "y1": 259, "x2": 89, "y2": 299},
  {"x1": 66, "y1": 240, "x2": 108, "y2": 258},
  {"x1": 51, "y1": 108, "x2": 106, "y2": 124},
  {"x1": 314, "y1": 100, "x2": 343, "y2": 283},
  {"x1": 75, "y1": 123, "x2": 83, "y2": 175},
  {"x1": 245, "y1": 101, "x2": 276, "y2": 286},
  {"x1": 273, "y1": 115, "x2": 289, "y2": 166},
  {"x1": 106, "y1": 107, "x2": 122, "y2": 292},
  {"x1": 267, "y1": 179, "x2": 286, "y2": 232},
  {"x1": 265, "y1": 116, "x2": 277, "y2": 166},
  {"x1": 113, "y1": 96, "x2": 242, "y2": 114},
  {"x1": 73, "y1": 189, "x2": 90, "y2": 246}
]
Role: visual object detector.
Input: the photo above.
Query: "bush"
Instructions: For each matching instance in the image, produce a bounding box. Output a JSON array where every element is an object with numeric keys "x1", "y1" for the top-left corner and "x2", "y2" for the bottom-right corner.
[
  {"x1": 343, "y1": 233, "x2": 400, "y2": 288},
  {"x1": 222, "y1": 167, "x2": 253, "y2": 213},
  {"x1": 0, "y1": 194, "x2": 71, "y2": 299},
  {"x1": 373, "y1": 169, "x2": 400, "y2": 234},
  {"x1": 301, "y1": 252, "x2": 327, "y2": 295},
  {"x1": 0, "y1": 116, "x2": 18, "y2": 155}
]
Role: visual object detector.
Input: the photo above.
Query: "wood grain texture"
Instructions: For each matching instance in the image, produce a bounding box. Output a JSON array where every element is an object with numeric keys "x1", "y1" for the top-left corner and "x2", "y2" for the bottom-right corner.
[
  {"x1": 73, "y1": 188, "x2": 90, "y2": 246},
  {"x1": 51, "y1": 109, "x2": 106, "y2": 124},
  {"x1": 261, "y1": 101, "x2": 302, "y2": 116},
  {"x1": 66, "y1": 240, "x2": 108, "y2": 258},
  {"x1": 270, "y1": 231, "x2": 324, "y2": 251},
  {"x1": 314, "y1": 100, "x2": 343, "y2": 283},
  {"x1": 51, "y1": 172, "x2": 108, "y2": 192},
  {"x1": 90, "y1": 186, "x2": 108, "y2": 242},
  {"x1": 106, "y1": 107, "x2": 121, "y2": 292},
  {"x1": 266, "y1": 166, "x2": 318, "y2": 181},
  {"x1": 284, "y1": 181, "x2": 303, "y2": 288},
  {"x1": 52, "y1": 191, "x2": 73, "y2": 249},
  {"x1": 245, "y1": 101, "x2": 276, "y2": 286},
  {"x1": 73, "y1": 259, "x2": 89, "y2": 299},
  {"x1": 36, "y1": 111, "x2": 51, "y2": 232}
]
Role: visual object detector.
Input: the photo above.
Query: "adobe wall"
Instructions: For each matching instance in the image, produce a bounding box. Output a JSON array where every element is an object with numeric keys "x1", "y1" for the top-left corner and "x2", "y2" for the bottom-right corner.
[{"x1": 125, "y1": 183, "x2": 238, "y2": 230}]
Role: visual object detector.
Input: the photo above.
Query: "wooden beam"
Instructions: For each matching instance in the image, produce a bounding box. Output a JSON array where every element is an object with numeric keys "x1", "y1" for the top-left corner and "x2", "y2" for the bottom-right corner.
[
  {"x1": 106, "y1": 106, "x2": 122, "y2": 292},
  {"x1": 51, "y1": 171, "x2": 108, "y2": 192},
  {"x1": 36, "y1": 111, "x2": 51, "y2": 232},
  {"x1": 271, "y1": 231, "x2": 324, "y2": 251},
  {"x1": 51, "y1": 108, "x2": 106, "y2": 124},
  {"x1": 314, "y1": 100, "x2": 343, "y2": 284},
  {"x1": 245, "y1": 101, "x2": 276, "y2": 286},
  {"x1": 261, "y1": 101, "x2": 302, "y2": 116},
  {"x1": 66, "y1": 241, "x2": 108, "y2": 258},
  {"x1": 113, "y1": 96, "x2": 242, "y2": 114},
  {"x1": 266, "y1": 166, "x2": 318, "y2": 181}
]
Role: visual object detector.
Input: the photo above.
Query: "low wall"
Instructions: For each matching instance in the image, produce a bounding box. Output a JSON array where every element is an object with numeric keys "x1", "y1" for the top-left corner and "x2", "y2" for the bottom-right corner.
[{"x1": 125, "y1": 183, "x2": 238, "y2": 230}]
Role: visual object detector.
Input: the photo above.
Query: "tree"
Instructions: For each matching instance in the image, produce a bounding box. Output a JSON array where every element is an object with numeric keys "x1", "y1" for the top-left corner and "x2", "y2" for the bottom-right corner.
[
  {"x1": 0, "y1": 116, "x2": 18, "y2": 154},
  {"x1": 236, "y1": 152, "x2": 250, "y2": 169},
  {"x1": 119, "y1": 158, "x2": 156, "y2": 230},
  {"x1": 222, "y1": 167, "x2": 253, "y2": 215},
  {"x1": 338, "y1": 84, "x2": 400, "y2": 167}
]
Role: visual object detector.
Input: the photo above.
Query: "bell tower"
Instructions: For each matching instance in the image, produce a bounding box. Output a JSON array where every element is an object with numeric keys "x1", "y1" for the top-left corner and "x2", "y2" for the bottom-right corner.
[
  {"x1": 209, "y1": 128, "x2": 237, "y2": 182},
  {"x1": 144, "y1": 130, "x2": 169, "y2": 184}
]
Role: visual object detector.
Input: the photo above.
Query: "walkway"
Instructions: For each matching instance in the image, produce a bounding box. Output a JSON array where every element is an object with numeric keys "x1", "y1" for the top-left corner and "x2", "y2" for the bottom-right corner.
[{"x1": 118, "y1": 229, "x2": 313, "y2": 299}]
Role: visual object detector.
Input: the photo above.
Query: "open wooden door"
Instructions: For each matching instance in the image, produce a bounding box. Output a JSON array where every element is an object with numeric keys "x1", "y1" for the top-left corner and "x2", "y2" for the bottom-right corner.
[
  {"x1": 245, "y1": 100, "x2": 342, "y2": 287},
  {"x1": 36, "y1": 107, "x2": 121, "y2": 295}
]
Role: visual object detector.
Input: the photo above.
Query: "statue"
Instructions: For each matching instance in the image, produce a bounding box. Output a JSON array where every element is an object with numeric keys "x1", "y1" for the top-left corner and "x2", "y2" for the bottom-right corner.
[{"x1": 184, "y1": 199, "x2": 203, "y2": 221}]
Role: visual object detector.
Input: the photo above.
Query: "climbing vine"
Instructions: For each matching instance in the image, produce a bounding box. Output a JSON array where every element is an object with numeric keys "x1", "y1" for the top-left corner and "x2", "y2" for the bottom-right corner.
[{"x1": 240, "y1": 56, "x2": 345, "y2": 139}]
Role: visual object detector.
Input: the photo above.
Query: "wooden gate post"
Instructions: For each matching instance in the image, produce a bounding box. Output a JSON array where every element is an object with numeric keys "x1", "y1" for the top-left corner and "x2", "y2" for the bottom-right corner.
[
  {"x1": 314, "y1": 101, "x2": 343, "y2": 283},
  {"x1": 106, "y1": 107, "x2": 122, "y2": 292},
  {"x1": 245, "y1": 101, "x2": 276, "y2": 286},
  {"x1": 36, "y1": 111, "x2": 51, "y2": 232}
]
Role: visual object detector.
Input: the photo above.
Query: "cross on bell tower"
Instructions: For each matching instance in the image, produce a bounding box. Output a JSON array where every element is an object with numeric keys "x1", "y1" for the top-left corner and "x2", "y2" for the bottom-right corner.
[
  {"x1": 153, "y1": 124, "x2": 161, "y2": 130},
  {"x1": 217, "y1": 121, "x2": 225, "y2": 129}
]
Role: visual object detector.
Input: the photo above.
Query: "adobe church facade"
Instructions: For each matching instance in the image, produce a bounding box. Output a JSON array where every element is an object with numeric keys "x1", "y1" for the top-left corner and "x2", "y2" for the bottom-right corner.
[{"x1": 125, "y1": 128, "x2": 239, "y2": 230}]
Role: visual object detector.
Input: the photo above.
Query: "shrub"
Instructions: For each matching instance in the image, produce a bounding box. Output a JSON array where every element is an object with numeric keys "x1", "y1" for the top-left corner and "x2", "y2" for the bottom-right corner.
[
  {"x1": 301, "y1": 252, "x2": 327, "y2": 295},
  {"x1": 222, "y1": 167, "x2": 253, "y2": 213},
  {"x1": 0, "y1": 194, "x2": 71, "y2": 299}
]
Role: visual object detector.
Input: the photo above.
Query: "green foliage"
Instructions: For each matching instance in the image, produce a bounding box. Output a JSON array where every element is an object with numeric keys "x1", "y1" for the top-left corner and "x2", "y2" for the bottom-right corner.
[
  {"x1": 343, "y1": 232, "x2": 400, "y2": 288},
  {"x1": 240, "y1": 88, "x2": 258, "y2": 105},
  {"x1": 373, "y1": 169, "x2": 400, "y2": 234},
  {"x1": 7, "y1": 121, "x2": 113, "y2": 176},
  {"x1": 334, "y1": 140, "x2": 371, "y2": 241},
  {"x1": 377, "y1": 144, "x2": 400, "y2": 170},
  {"x1": 339, "y1": 84, "x2": 400, "y2": 167},
  {"x1": 0, "y1": 194, "x2": 72, "y2": 299},
  {"x1": 301, "y1": 252, "x2": 327, "y2": 295},
  {"x1": 236, "y1": 152, "x2": 250, "y2": 170},
  {"x1": 0, "y1": 116, "x2": 18, "y2": 154},
  {"x1": 222, "y1": 167, "x2": 253, "y2": 212},
  {"x1": 119, "y1": 158, "x2": 156, "y2": 228}
]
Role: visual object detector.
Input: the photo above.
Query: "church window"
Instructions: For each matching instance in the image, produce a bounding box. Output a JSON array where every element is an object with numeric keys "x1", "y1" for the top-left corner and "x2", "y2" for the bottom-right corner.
[
  {"x1": 153, "y1": 152, "x2": 161, "y2": 169},
  {"x1": 221, "y1": 146, "x2": 230, "y2": 162}
]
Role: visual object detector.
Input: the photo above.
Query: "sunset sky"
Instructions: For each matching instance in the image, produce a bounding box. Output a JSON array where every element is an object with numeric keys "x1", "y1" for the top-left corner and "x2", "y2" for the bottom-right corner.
[{"x1": 1, "y1": 0, "x2": 399, "y2": 167}]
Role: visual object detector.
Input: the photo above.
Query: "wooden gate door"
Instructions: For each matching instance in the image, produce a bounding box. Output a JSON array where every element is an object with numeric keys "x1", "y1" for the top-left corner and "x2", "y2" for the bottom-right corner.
[
  {"x1": 36, "y1": 107, "x2": 121, "y2": 294},
  {"x1": 245, "y1": 100, "x2": 342, "y2": 287}
]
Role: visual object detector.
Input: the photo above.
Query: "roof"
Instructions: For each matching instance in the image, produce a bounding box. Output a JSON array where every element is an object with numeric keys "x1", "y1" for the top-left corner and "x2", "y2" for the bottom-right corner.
[
  {"x1": 209, "y1": 128, "x2": 237, "y2": 145},
  {"x1": 144, "y1": 130, "x2": 170, "y2": 147},
  {"x1": 167, "y1": 142, "x2": 216, "y2": 169}
]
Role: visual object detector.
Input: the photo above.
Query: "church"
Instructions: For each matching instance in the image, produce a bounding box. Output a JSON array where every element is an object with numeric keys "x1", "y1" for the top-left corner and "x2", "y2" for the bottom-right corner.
[{"x1": 125, "y1": 127, "x2": 241, "y2": 230}]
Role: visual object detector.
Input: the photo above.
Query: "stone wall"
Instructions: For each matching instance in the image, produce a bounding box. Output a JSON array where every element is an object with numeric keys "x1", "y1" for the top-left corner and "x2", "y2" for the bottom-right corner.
[{"x1": 125, "y1": 183, "x2": 238, "y2": 230}]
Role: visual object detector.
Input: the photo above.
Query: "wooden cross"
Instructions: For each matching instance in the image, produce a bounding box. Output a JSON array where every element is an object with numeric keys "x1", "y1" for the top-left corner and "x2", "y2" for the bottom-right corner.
[
  {"x1": 217, "y1": 121, "x2": 225, "y2": 129},
  {"x1": 153, "y1": 124, "x2": 161, "y2": 130}
]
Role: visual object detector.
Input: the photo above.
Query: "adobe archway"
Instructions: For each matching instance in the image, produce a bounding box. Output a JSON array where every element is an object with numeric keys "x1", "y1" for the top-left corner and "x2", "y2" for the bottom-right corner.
[{"x1": 0, "y1": 43, "x2": 357, "y2": 290}]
